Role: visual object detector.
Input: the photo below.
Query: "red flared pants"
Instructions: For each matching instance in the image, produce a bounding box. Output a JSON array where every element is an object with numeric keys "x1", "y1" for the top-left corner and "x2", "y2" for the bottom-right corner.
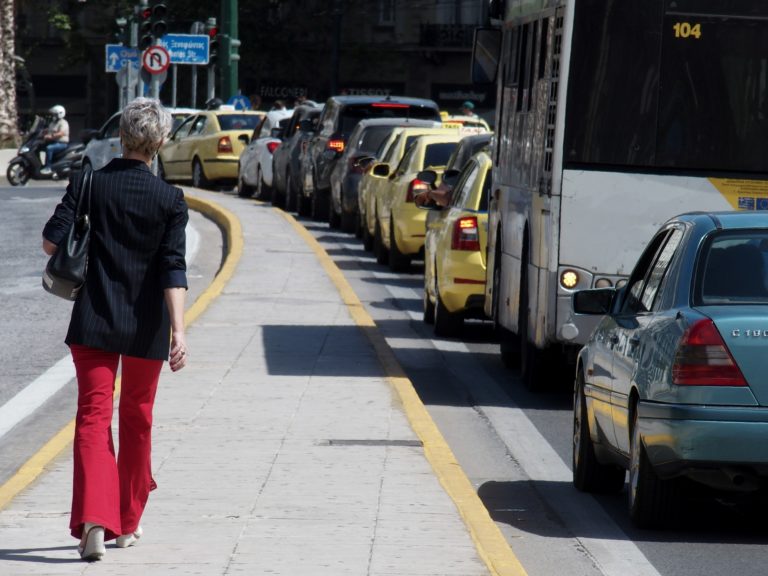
[{"x1": 69, "y1": 344, "x2": 162, "y2": 541}]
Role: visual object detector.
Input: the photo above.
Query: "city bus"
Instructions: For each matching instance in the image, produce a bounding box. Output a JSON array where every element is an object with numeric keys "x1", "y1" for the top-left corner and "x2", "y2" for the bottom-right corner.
[{"x1": 474, "y1": 0, "x2": 768, "y2": 390}]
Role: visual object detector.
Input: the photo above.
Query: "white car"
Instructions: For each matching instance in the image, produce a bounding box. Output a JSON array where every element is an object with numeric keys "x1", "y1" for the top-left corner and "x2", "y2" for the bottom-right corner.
[
  {"x1": 237, "y1": 109, "x2": 293, "y2": 199},
  {"x1": 81, "y1": 107, "x2": 198, "y2": 171}
]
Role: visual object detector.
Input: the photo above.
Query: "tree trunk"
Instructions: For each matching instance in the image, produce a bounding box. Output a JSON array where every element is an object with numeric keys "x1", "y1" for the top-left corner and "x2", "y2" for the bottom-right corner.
[{"x1": 0, "y1": 0, "x2": 20, "y2": 148}]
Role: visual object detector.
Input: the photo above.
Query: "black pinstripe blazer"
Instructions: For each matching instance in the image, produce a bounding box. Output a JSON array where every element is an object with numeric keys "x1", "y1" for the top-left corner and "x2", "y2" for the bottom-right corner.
[{"x1": 43, "y1": 158, "x2": 188, "y2": 360}]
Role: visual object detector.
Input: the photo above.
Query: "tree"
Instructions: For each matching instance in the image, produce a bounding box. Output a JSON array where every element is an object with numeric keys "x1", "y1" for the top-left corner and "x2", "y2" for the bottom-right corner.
[{"x1": 0, "y1": 0, "x2": 19, "y2": 148}]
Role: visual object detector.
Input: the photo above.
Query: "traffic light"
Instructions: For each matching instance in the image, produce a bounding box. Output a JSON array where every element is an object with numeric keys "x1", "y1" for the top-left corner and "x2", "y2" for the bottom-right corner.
[
  {"x1": 227, "y1": 36, "x2": 241, "y2": 63},
  {"x1": 138, "y1": 2, "x2": 168, "y2": 50},
  {"x1": 207, "y1": 19, "x2": 219, "y2": 66}
]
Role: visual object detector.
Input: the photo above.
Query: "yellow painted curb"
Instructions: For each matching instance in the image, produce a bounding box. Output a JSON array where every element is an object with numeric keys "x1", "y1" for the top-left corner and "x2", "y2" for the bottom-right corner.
[
  {"x1": 277, "y1": 209, "x2": 528, "y2": 576},
  {"x1": 0, "y1": 194, "x2": 242, "y2": 512}
]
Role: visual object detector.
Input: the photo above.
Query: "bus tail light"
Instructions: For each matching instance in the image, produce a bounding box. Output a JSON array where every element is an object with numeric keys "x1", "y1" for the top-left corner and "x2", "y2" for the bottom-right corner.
[{"x1": 451, "y1": 217, "x2": 480, "y2": 251}]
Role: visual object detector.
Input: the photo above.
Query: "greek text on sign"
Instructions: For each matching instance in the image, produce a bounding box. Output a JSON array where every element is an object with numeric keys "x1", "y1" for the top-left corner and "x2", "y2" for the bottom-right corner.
[
  {"x1": 105, "y1": 44, "x2": 140, "y2": 73},
  {"x1": 157, "y1": 34, "x2": 210, "y2": 65},
  {"x1": 142, "y1": 45, "x2": 171, "y2": 75}
]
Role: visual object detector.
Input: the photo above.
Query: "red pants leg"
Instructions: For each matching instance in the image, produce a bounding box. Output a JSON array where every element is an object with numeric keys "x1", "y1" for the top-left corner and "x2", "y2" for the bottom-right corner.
[
  {"x1": 70, "y1": 344, "x2": 121, "y2": 540},
  {"x1": 118, "y1": 354, "x2": 162, "y2": 535}
]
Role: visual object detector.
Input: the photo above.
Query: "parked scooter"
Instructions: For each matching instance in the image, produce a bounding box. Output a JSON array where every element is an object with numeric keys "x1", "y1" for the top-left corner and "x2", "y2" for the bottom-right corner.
[{"x1": 6, "y1": 115, "x2": 84, "y2": 186}]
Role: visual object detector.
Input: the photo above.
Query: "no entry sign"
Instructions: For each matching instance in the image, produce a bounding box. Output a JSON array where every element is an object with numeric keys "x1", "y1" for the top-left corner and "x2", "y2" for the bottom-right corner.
[{"x1": 142, "y1": 45, "x2": 171, "y2": 75}]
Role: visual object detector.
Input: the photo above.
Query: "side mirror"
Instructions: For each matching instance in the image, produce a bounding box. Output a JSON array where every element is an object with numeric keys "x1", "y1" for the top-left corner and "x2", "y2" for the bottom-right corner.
[
  {"x1": 572, "y1": 288, "x2": 616, "y2": 315},
  {"x1": 372, "y1": 163, "x2": 390, "y2": 178},
  {"x1": 298, "y1": 119, "x2": 314, "y2": 132},
  {"x1": 441, "y1": 168, "x2": 461, "y2": 187},
  {"x1": 416, "y1": 169, "x2": 438, "y2": 187},
  {"x1": 355, "y1": 155, "x2": 375, "y2": 170},
  {"x1": 81, "y1": 129, "x2": 100, "y2": 145}
]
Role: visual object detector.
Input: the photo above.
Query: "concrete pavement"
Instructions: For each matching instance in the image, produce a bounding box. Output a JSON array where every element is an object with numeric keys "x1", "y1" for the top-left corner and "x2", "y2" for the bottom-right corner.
[{"x1": 0, "y1": 188, "x2": 523, "y2": 575}]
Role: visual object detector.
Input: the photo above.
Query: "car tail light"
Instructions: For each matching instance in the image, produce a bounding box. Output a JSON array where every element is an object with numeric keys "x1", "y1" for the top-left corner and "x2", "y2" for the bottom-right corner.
[
  {"x1": 327, "y1": 138, "x2": 345, "y2": 153},
  {"x1": 267, "y1": 141, "x2": 280, "y2": 154},
  {"x1": 672, "y1": 319, "x2": 747, "y2": 386},
  {"x1": 451, "y1": 216, "x2": 481, "y2": 251},
  {"x1": 406, "y1": 178, "x2": 430, "y2": 202},
  {"x1": 218, "y1": 136, "x2": 233, "y2": 153},
  {"x1": 372, "y1": 102, "x2": 410, "y2": 109}
]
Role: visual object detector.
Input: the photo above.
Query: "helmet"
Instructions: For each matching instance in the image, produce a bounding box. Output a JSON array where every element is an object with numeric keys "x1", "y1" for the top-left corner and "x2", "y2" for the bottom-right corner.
[{"x1": 49, "y1": 105, "x2": 66, "y2": 120}]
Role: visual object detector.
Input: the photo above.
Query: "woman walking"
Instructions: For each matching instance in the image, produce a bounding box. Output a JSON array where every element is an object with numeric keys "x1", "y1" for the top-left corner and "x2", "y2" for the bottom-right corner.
[{"x1": 42, "y1": 98, "x2": 189, "y2": 561}]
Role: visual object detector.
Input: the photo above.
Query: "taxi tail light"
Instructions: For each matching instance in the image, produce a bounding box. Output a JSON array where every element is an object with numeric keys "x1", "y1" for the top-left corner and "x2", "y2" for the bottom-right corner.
[
  {"x1": 451, "y1": 216, "x2": 480, "y2": 251},
  {"x1": 218, "y1": 136, "x2": 233, "y2": 154},
  {"x1": 406, "y1": 178, "x2": 430, "y2": 202},
  {"x1": 672, "y1": 319, "x2": 747, "y2": 386},
  {"x1": 327, "y1": 137, "x2": 345, "y2": 154},
  {"x1": 266, "y1": 141, "x2": 280, "y2": 154}
]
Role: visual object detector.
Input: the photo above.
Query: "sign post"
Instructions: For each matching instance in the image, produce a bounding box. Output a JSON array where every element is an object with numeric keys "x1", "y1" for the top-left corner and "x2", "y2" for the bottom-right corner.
[{"x1": 142, "y1": 45, "x2": 171, "y2": 99}]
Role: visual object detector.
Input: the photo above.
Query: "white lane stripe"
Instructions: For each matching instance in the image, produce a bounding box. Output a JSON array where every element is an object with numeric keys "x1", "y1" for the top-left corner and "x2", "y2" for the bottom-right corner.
[
  {"x1": 357, "y1": 247, "x2": 661, "y2": 576},
  {"x1": 0, "y1": 356, "x2": 75, "y2": 439},
  {"x1": 0, "y1": 220, "x2": 201, "y2": 441}
]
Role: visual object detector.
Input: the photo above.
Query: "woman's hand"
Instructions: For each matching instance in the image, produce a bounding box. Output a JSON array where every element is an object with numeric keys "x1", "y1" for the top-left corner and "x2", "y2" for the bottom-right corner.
[{"x1": 169, "y1": 332, "x2": 188, "y2": 372}]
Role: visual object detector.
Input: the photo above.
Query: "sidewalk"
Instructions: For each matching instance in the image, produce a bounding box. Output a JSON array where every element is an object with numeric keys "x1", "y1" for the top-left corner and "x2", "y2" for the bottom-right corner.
[{"x1": 0, "y1": 189, "x2": 497, "y2": 575}]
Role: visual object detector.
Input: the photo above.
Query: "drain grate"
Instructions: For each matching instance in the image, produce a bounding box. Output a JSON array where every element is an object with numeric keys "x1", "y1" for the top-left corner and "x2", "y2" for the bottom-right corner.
[{"x1": 323, "y1": 439, "x2": 423, "y2": 447}]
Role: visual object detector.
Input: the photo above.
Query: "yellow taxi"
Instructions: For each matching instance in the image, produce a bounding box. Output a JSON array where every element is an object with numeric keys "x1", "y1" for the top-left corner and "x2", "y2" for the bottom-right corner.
[
  {"x1": 360, "y1": 126, "x2": 458, "y2": 258},
  {"x1": 441, "y1": 114, "x2": 491, "y2": 135},
  {"x1": 158, "y1": 109, "x2": 266, "y2": 188},
  {"x1": 421, "y1": 150, "x2": 492, "y2": 336},
  {"x1": 376, "y1": 132, "x2": 463, "y2": 272}
]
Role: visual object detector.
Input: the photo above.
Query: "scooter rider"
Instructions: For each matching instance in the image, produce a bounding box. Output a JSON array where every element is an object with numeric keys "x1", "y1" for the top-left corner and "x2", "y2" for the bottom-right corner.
[{"x1": 41, "y1": 105, "x2": 70, "y2": 175}]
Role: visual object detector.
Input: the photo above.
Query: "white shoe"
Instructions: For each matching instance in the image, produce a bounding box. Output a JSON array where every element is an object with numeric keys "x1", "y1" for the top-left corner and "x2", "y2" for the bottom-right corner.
[
  {"x1": 40, "y1": 167, "x2": 52, "y2": 175},
  {"x1": 78, "y1": 523, "x2": 105, "y2": 561},
  {"x1": 116, "y1": 525, "x2": 143, "y2": 548}
]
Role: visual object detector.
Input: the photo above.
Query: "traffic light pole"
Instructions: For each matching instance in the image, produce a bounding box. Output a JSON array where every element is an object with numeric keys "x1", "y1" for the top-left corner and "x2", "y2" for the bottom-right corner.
[{"x1": 220, "y1": 0, "x2": 238, "y2": 102}]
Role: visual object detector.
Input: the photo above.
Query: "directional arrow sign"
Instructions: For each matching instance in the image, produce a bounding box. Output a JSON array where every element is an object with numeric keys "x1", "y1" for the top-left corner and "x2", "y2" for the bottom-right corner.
[{"x1": 105, "y1": 44, "x2": 140, "y2": 73}]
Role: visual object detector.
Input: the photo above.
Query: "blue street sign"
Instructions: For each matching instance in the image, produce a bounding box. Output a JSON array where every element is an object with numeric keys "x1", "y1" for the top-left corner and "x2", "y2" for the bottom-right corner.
[
  {"x1": 105, "y1": 45, "x2": 140, "y2": 73},
  {"x1": 157, "y1": 34, "x2": 210, "y2": 65},
  {"x1": 228, "y1": 95, "x2": 252, "y2": 110}
]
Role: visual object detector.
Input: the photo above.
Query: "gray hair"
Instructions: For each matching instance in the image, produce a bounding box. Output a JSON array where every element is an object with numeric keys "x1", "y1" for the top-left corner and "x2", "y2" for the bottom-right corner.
[{"x1": 120, "y1": 97, "x2": 172, "y2": 157}]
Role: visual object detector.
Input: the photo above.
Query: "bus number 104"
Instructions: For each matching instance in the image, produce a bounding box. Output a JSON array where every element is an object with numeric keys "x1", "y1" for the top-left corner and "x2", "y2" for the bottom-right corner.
[{"x1": 673, "y1": 22, "x2": 702, "y2": 39}]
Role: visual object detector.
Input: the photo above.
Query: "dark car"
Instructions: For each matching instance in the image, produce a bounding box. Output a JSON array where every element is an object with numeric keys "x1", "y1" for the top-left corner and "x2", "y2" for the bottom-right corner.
[
  {"x1": 304, "y1": 95, "x2": 442, "y2": 220},
  {"x1": 271, "y1": 104, "x2": 323, "y2": 210},
  {"x1": 424, "y1": 132, "x2": 493, "y2": 206},
  {"x1": 572, "y1": 211, "x2": 768, "y2": 528},
  {"x1": 328, "y1": 117, "x2": 441, "y2": 232}
]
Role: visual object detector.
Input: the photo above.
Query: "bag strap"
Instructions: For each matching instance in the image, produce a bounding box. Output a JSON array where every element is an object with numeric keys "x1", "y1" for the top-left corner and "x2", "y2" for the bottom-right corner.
[{"x1": 74, "y1": 165, "x2": 93, "y2": 220}]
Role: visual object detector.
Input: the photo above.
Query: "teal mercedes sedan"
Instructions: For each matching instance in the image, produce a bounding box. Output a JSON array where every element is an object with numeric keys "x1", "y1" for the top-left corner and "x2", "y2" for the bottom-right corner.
[{"x1": 572, "y1": 211, "x2": 768, "y2": 528}]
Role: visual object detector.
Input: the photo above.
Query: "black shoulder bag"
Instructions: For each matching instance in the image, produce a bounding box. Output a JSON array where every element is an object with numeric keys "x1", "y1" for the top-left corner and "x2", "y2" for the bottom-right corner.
[{"x1": 42, "y1": 166, "x2": 93, "y2": 301}]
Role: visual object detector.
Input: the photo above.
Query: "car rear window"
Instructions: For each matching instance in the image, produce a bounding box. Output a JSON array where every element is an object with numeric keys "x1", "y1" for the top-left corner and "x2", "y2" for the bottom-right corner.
[
  {"x1": 422, "y1": 142, "x2": 458, "y2": 169},
  {"x1": 339, "y1": 104, "x2": 440, "y2": 136},
  {"x1": 357, "y1": 126, "x2": 395, "y2": 153},
  {"x1": 700, "y1": 234, "x2": 768, "y2": 303},
  {"x1": 217, "y1": 114, "x2": 262, "y2": 130}
]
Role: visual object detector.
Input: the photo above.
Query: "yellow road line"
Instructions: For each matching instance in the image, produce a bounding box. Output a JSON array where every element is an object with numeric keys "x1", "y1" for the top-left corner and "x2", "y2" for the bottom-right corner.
[
  {"x1": 278, "y1": 209, "x2": 528, "y2": 576},
  {"x1": 0, "y1": 194, "x2": 242, "y2": 512}
]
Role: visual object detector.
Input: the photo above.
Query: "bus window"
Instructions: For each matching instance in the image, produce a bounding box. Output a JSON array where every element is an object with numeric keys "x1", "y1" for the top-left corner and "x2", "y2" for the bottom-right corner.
[
  {"x1": 539, "y1": 17, "x2": 549, "y2": 81},
  {"x1": 516, "y1": 24, "x2": 529, "y2": 112}
]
